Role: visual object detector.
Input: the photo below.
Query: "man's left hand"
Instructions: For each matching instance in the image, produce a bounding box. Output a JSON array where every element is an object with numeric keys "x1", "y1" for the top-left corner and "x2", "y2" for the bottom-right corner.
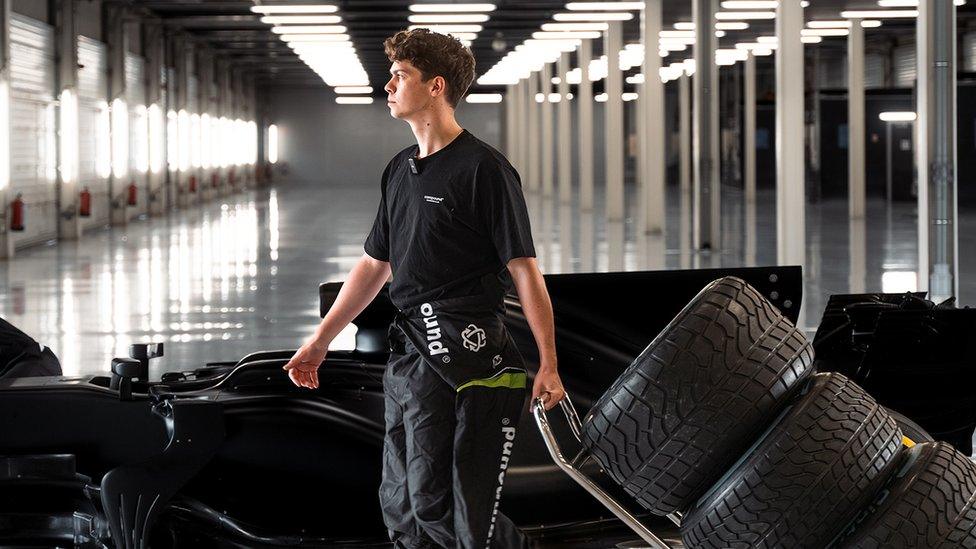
[{"x1": 531, "y1": 365, "x2": 565, "y2": 411}]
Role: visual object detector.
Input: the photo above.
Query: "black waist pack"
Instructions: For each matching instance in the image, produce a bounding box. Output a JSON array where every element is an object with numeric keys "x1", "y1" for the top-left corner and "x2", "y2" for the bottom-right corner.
[{"x1": 393, "y1": 295, "x2": 527, "y2": 392}]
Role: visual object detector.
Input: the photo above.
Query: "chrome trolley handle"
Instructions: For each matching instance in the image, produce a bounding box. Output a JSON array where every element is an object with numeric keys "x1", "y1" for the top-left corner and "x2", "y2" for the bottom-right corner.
[{"x1": 531, "y1": 393, "x2": 677, "y2": 549}]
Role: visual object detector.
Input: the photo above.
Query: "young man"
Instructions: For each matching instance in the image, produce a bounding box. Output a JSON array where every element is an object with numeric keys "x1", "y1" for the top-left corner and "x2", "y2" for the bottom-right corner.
[{"x1": 282, "y1": 29, "x2": 565, "y2": 548}]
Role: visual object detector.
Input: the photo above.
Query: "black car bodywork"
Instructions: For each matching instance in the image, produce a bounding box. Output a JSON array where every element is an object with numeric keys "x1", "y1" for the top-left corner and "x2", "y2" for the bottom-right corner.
[{"x1": 2, "y1": 266, "x2": 968, "y2": 548}]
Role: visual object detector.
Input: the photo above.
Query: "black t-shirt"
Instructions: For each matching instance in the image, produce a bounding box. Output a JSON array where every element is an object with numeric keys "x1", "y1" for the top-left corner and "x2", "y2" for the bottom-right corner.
[{"x1": 363, "y1": 129, "x2": 536, "y2": 310}]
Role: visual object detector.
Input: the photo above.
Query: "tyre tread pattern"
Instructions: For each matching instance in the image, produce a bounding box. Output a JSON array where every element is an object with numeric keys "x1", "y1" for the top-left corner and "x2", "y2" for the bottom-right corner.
[
  {"x1": 682, "y1": 373, "x2": 903, "y2": 549},
  {"x1": 841, "y1": 441, "x2": 976, "y2": 549},
  {"x1": 580, "y1": 276, "x2": 815, "y2": 514}
]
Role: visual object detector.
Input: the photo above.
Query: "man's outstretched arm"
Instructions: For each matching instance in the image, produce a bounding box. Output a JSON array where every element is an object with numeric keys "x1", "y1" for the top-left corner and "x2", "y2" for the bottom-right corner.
[
  {"x1": 283, "y1": 253, "x2": 391, "y2": 389},
  {"x1": 507, "y1": 257, "x2": 565, "y2": 410}
]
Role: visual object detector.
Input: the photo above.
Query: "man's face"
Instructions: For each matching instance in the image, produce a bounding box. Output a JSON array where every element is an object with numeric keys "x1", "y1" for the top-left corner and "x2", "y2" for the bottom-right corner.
[{"x1": 384, "y1": 60, "x2": 437, "y2": 119}]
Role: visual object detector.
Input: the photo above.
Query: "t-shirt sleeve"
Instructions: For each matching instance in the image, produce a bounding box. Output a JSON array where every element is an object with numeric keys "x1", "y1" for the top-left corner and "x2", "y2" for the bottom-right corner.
[
  {"x1": 475, "y1": 158, "x2": 536, "y2": 265},
  {"x1": 363, "y1": 160, "x2": 393, "y2": 262}
]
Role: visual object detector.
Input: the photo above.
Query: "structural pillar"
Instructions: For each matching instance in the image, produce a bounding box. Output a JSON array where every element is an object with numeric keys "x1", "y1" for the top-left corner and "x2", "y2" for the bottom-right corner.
[
  {"x1": 55, "y1": 0, "x2": 80, "y2": 239},
  {"x1": 693, "y1": 0, "x2": 720, "y2": 250},
  {"x1": 145, "y1": 22, "x2": 165, "y2": 215},
  {"x1": 848, "y1": 19, "x2": 865, "y2": 219},
  {"x1": 557, "y1": 52, "x2": 571, "y2": 204},
  {"x1": 517, "y1": 78, "x2": 528, "y2": 181},
  {"x1": 540, "y1": 62, "x2": 554, "y2": 197},
  {"x1": 679, "y1": 70, "x2": 691, "y2": 193},
  {"x1": 0, "y1": 0, "x2": 12, "y2": 258},
  {"x1": 505, "y1": 84, "x2": 515, "y2": 163},
  {"x1": 526, "y1": 69, "x2": 539, "y2": 193},
  {"x1": 916, "y1": 0, "x2": 959, "y2": 301},
  {"x1": 744, "y1": 53, "x2": 756, "y2": 203},
  {"x1": 775, "y1": 0, "x2": 806, "y2": 267},
  {"x1": 578, "y1": 39, "x2": 594, "y2": 211},
  {"x1": 605, "y1": 20, "x2": 624, "y2": 222},
  {"x1": 641, "y1": 0, "x2": 665, "y2": 233},
  {"x1": 106, "y1": 4, "x2": 129, "y2": 225}
]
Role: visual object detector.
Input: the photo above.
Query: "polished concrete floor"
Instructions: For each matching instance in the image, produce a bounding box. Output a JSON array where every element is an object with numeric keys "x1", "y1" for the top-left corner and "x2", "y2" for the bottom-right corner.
[{"x1": 0, "y1": 177, "x2": 973, "y2": 379}]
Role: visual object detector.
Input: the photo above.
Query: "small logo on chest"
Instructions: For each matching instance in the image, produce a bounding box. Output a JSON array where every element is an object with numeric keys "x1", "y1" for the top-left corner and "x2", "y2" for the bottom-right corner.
[{"x1": 424, "y1": 195, "x2": 445, "y2": 204}]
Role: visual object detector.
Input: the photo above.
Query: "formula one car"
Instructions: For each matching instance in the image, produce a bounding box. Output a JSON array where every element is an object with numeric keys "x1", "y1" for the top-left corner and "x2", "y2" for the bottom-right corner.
[{"x1": 1, "y1": 266, "x2": 971, "y2": 548}]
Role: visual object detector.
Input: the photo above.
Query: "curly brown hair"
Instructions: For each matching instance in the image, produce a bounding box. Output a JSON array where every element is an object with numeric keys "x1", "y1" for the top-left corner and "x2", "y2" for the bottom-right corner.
[{"x1": 383, "y1": 28, "x2": 476, "y2": 109}]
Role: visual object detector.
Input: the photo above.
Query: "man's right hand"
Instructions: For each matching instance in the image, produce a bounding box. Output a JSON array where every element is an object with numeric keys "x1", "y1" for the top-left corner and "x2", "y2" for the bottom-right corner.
[{"x1": 282, "y1": 339, "x2": 328, "y2": 389}]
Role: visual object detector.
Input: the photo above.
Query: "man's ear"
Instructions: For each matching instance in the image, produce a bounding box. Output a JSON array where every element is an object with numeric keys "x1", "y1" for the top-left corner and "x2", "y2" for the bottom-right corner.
[{"x1": 430, "y1": 75, "x2": 447, "y2": 98}]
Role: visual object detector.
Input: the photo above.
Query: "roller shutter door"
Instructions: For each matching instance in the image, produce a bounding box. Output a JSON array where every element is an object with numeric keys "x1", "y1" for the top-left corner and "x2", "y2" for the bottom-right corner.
[
  {"x1": 77, "y1": 35, "x2": 109, "y2": 229},
  {"x1": 865, "y1": 53, "x2": 884, "y2": 89},
  {"x1": 964, "y1": 32, "x2": 976, "y2": 73},
  {"x1": 9, "y1": 14, "x2": 56, "y2": 248},
  {"x1": 893, "y1": 44, "x2": 916, "y2": 88}
]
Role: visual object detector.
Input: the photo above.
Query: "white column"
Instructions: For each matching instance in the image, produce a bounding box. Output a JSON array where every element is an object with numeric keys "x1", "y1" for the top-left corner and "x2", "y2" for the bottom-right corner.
[
  {"x1": 108, "y1": 5, "x2": 130, "y2": 225},
  {"x1": 0, "y1": 0, "x2": 11, "y2": 257},
  {"x1": 605, "y1": 20, "x2": 625, "y2": 222},
  {"x1": 557, "y1": 52, "x2": 571, "y2": 204},
  {"x1": 775, "y1": 0, "x2": 806, "y2": 267},
  {"x1": 641, "y1": 0, "x2": 664, "y2": 234},
  {"x1": 579, "y1": 39, "x2": 594, "y2": 211},
  {"x1": 744, "y1": 53, "x2": 756, "y2": 203},
  {"x1": 917, "y1": 0, "x2": 959, "y2": 301},
  {"x1": 848, "y1": 19, "x2": 865, "y2": 219},
  {"x1": 518, "y1": 79, "x2": 529, "y2": 180},
  {"x1": 526, "y1": 71, "x2": 539, "y2": 193},
  {"x1": 679, "y1": 71, "x2": 691, "y2": 193},
  {"x1": 55, "y1": 0, "x2": 80, "y2": 239},
  {"x1": 693, "y1": 0, "x2": 720, "y2": 250},
  {"x1": 505, "y1": 83, "x2": 516, "y2": 163},
  {"x1": 540, "y1": 63, "x2": 554, "y2": 197}
]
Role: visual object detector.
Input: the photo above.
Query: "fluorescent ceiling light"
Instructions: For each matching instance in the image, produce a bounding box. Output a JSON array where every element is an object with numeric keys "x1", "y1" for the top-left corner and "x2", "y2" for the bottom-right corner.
[
  {"x1": 840, "y1": 10, "x2": 918, "y2": 18},
  {"x1": 716, "y1": 30, "x2": 726, "y2": 37},
  {"x1": 336, "y1": 97, "x2": 373, "y2": 105},
  {"x1": 532, "y1": 31, "x2": 602, "y2": 39},
  {"x1": 408, "y1": 3, "x2": 496, "y2": 12},
  {"x1": 280, "y1": 34, "x2": 351, "y2": 42},
  {"x1": 660, "y1": 30, "x2": 696, "y2": 38},
  {"x1": 566, "y1": 2, "x2": 645, "y2": 9},
  {"x1": 878, "y1": 0, "x2": 964, "y2": 6},
  {"x1": 541, "y1": 22, "x2": 609, "y2": 31},
  {"x1": 757, "y1": 35, "x2": 778, "y2": 43},
  {"x1": 716, "y1": 22, "x2": 750, "y2": 30},
  {"x1": 807, "y1": 20, "x2": 851, "y2": 28},
  {"x1": 251, "y1": 5, "x2": 338, "y2": 14},
  {"x1": 271, "y1": 25, "x2": 347, "y2": 34},
  {"x1": 260, "y1": 15, "x2": 341, "y2": 24},
  {"x1": 407, "y1": 24, "x2": 483, "y2": 32},
  {"x1": 553, "y1": 12, "x2": 634, "y2": 21},
  {"x1": 407, "y1": 14, "x2": 490, "y2": 23},
  {"x1": 721, "y1": 1, "x2": 778, "y2": 7},
  {"x1": 801, "y1": 36, "x2": 823, "y2": 43},
  {"x1": 801, "y1": 28, "x2": 849, "y2": 36},
  {"x1": 879, "y1": 111, "x2": 917, "y2": 122},
  {"x1": 716, "y1": 11, "x2": 775, "y2": 19},
  {"x1": 335, "y1": 86, "x2": 373, "y2": 94},
  {"x1": 674, "y1": 22, "x2": 695, "y2": 30},
  {"x1": 466, "y1": 93, "x2": 502, "y2": 104}
]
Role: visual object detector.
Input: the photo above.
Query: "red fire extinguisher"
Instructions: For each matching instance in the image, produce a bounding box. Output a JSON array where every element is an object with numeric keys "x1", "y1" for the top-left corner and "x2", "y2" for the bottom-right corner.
[
  {"x1": 127, "y1": 181, "x2": 137, "y2": 206},
  {"x1": 228, "y1": 167, "x2": 236, "y2": 187},
  {"x1": 10, "y1": 193, "x2": 24, "y2": 231},
  {"x1": 211, "y1": 172, "x2": 219, "y2": 188},
  {"x1": 189, "y1": 175, "x2": 197, "y2": 194},
  {"x1": 79, "y1": 187, "x2": 91, "y2": 217}
]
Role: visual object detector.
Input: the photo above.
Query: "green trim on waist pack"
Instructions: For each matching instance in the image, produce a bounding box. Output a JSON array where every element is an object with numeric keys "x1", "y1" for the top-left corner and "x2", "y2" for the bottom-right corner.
[{"x1": 456, "y1": 370, "x2": 527, "y2": 392}]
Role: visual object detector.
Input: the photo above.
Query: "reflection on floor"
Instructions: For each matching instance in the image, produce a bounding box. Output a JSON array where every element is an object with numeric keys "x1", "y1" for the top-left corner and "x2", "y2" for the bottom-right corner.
[{"x1": 0, "y1": 178, "x2": 972, "y2": 380}]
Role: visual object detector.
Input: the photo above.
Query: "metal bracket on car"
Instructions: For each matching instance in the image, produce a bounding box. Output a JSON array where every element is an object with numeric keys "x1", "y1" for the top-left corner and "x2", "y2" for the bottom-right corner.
[{"x1": 531, "y1": 393, "x2": 676, "y2": 549}]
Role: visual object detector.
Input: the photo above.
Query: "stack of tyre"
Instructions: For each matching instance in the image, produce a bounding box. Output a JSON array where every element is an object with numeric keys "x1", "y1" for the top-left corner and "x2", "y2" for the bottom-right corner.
[{"x1": 581, "y1": 277, "x2": 976, "y2": 548}]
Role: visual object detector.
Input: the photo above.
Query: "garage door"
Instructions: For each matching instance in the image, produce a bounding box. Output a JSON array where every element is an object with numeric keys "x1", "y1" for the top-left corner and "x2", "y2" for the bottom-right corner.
[
  {"x1": 77, "y1": 35, "x2": 109, "y2": 229},
  {"x1": 9, "y1": 14, "x2": 56, "y2": 248}
]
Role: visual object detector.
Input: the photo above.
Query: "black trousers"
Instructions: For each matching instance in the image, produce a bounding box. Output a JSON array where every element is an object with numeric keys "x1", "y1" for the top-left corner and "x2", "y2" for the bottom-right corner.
[{"x1": 379, "y1": 340, "x2": 529, "y2": 549}]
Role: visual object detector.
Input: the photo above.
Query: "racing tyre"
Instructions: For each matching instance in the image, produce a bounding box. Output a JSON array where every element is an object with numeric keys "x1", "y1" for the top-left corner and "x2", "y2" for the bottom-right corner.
[
  {"x1": 681, "y1": 373, "x2": 903, "y2": 549},
  {"x1": 838, "y1": 441, "x2": 976, "y2": 548},
  {"x1": 580, "y1": 276, "x2": 815, "y2": 514}
]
